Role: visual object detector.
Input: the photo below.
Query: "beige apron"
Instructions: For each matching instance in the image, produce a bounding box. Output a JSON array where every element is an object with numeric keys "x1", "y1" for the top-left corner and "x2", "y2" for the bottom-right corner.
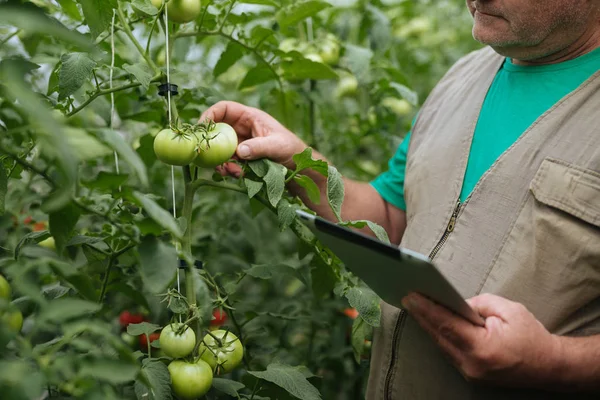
[{"x1": 366, "y1": 47, "x2": 600, "y2": 399}]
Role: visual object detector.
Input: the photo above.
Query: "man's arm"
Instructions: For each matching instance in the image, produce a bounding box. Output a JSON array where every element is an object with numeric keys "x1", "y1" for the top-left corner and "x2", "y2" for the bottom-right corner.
[
  {"x1": 402, "y1": 292, "x2": 600, "y2": 393},
  {"x1": 201, "y1": 101, "x2": 407, "y2": 245}
]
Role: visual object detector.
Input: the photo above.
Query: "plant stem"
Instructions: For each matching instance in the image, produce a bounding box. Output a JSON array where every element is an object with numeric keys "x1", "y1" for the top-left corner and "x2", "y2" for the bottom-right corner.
[
  {"x1": 0, "y1": 144, "x2": 55, "y2": 187},
  {"x1": 98, "y1": 255, "x2": 116, "y2": 303},
  {"x1": 116, "y1": 2, "x2": 159, "y2": 74},
  {"x1": 0, "y1": 29, "x2": 20, "y2": 47}
]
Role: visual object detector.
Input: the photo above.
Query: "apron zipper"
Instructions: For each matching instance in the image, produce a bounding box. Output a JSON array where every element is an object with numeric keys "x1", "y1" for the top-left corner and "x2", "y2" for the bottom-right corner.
[{"x1": 382, "y1": 199, "x2": 462, "y2": 399}]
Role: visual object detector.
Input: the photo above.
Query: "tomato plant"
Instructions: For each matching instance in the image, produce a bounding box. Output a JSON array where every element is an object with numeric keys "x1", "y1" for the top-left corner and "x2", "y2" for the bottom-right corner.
[
  {"x1": 159, "y1": 323, "x2": 196, "y2": 359},
  {"x1": 0, "y1": 0, "x2": 479, "y2": 398}
]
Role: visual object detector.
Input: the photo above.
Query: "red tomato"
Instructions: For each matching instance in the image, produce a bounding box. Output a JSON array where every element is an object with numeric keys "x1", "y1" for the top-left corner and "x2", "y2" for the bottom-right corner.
[
  {"x1": 139, "y1": 332, "x2": 160, "y2": 349},
  {"x1": 210, "y1": 309, "x2": 228, "y2": 327},
  {"x1": 23, "y1": 216, "x2": 33, "y2": 225},
  {"x1": 119, "y1": 311, "x2": 146, "y2": 327},
  {"x1": 343, "y1": 308, "x2": 359, "y2": 319},
  {"x1": 32, "y1": 222, "x2": 47, "y2": 232}
]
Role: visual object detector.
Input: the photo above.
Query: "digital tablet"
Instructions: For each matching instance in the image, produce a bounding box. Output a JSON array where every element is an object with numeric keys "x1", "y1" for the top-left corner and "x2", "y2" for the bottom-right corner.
[{"x1": 295, "y1": 210, "x2": 485, "y2": 326}]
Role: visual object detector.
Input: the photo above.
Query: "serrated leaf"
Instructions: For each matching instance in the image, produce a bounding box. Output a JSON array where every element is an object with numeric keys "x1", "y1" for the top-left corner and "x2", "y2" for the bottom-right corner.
[
  {"x1": 248, "y1": 363, "x2": 321, "y2": 400},
  {"x1": 80, "y1": 358, "x2": 139, "y2": 384},
  {"x1": 293, "y1": 175, "x2": 320, "y2": 204},
  {"x1": 57, "y1": 0, "x2": 82, "y2": 20},
  {"x1": 0, "y1": 166, "x2": 6, "y2": 215},
  {"x1": 326, "y1": 165, "x2": 344, "y2": 222},
  {"x1": 49, "y1": 202, "x2": 80, "y2": 253},
  {"x1": 244, "y1": 179, "x2": 263, "y2": 199},
  {"x1": 131, "y1": 0, "x2": 159, "y2": 16},
  {"x1": 276, "y1": 198, "x2": 299, "y2": 231},
  {"x1": 276, "y1": 1, "x2": 331, "y2": 30},
  {"x1": 248, "y1": 159, "x2": 269, "y2": 177},
  {"x1": 214, "y1": 42, "x2": 244, "y2": 79},
  {"x1": 239, "y1": 64, "x2": 277, "y2": 90},
  {"x1": 123, "y1": 63, "x2": 153, "y2": 90},
  {"x1": 212, "y1": 378, "x2": 245, "y2": 397},
  {"x1": 280, "y1": 58, "x2": 338, "y2": 81},
  {"x1": 138, "y1": 236, "x2": 177, "y2": 294},
  {"x1": 134, "y1": 193, "x2": 182, "y2": 239},
  {"x1": 38, "y1": 298, "x2": 102, "y2": 323},
  {"x1": 168, "y1": 297, "x2": 188, "y2": 314},
  {"x1": 48, "y1": 259, "x2": 98, "y2": 301},
  {"x1": 351, "y1": 316, "x2": 370, "y2": 363},
  {"x1": 345, "y1": 287, "x2": 381, "y2": 327},
  {"x1": 127, "y1": 322, "x2": 161, "y2": 336},
  {"x1": 390, "y1": 82, "x2": 419, "y2": 106},
  {"x1": 264, "y1": 160, "x2": 286, "y2": 207},
  {"x1": 341, "y1": 220, "x2": 390, "y2": 244},
  {"x1": 77, "y1": 0, "x2": 115, "y2": 38},
  {"x1": 58, "y1": 52, "x2": 96, "y2": 100},
  {"x1": 135, "y1": 361, "x2": 172, "y2": 400},
  {"x1": 292, "y1": 148, "x2": 328, "y2": 176},
  {"x1": 95, "y1": 129, "x2": 149, "y2": 187}
]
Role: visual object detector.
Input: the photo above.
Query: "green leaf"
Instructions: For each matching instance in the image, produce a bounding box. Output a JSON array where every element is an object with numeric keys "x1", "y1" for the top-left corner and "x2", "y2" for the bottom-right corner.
[
  {"x1": 77, "y1": 0, "x2": 116, "y2": 38},
  {"x1": 310, "y1": 255, "x2": 338, "y2": 298},
  {"x1": 14, "y1": 231, "x2": 51, "y2": 259},
  {"x1": 341, "y1": 220, "x2": 390, "y2": 244},
  {"x1": 138, "y1": 235, "x2": 177, "y2": 294},
  {"x1": 276, "y1": 198, "x2": 300, "y2": 231},
  {"x1": 127, "y1": 322, "x2": 161, "y2": 336},
  {"x1": 345, "y1": 286, "x2": 381, "y2": 327},
  {"x1": 248, "y1": 159, "x2": 269, "y2": 178},
  {"x1": 326, "y1": 165, "x2": 344, "y2": 222},
  {"x1": 276, "y1": 1, "x2": 331, "y2": 30},
  {"x1": 246, "y1": 263, "x2": 306, "y2": 285},
  {"x1": 239, "y1": 65, "x2": 277, "y2": 90},
  {"x1": 79, "y1": 358, "x2": 140, "y2": 384},
  {"x1": 135, "y1": 361, "x2": 172, "y2": 400},
  {"x1": 263, "y1": 160, "x2": 286, "y2": 207},
  {"x1": 280, "y1": 58, "x2": 338, "y2": 81},
  {"x1": 293, "y1": 175, "x2": 320, "y2": 205},
  {"x1": 0, "y1": 166, "x2": 6, "y2": 215},
  {"x1": 292, "y1": 148, "x2": 328, "y2": 176},
  {"x1": 351, "y1": 316, "x2": 371, "y2": 364},
  {"x1": 213, "y1": 378, "x2": 245, "y2": 397},
  {"x1": 214, "y1": 42, "x2": 244, "y2": 79},
  {"x1": 123, "y1": 63, "x2": 154, "y2": 90},
  {"x1": 343, "y1": 44, "x2": 373, "y2": 82},
  {"x1": 0, "y1": 360, "x2": 44, "y2": 400},
  {"x1": 366, "y1": 5, "x2": 391, "y2": 53},
  {"x1": 65, "y1": 127, "x2": 112, "y2": 160},
  {"x1": 390, "y1": 82, "x2": 419, "y2": 106},
  {"x1": 58, "y1": 52, "x2": 96, "y2": 100},
  {"x1": 82, "y1": 172, "x2": 129, "y2": 191},
  {"x1": 49, "y1": 202, "x2": 80, "y2": 253},
  {"x1": 48, "y1": 259, "x2": 98, "y2": 301},
  {"x1": 38, "y1": 298, "x2": 102, "y2": 323},
  {"x1": 134, "y1": 193, "x2": 183, "y2": 239},
  {"x1": 95, "y1": 129, "x2": 149, "y2": 187},
  {"x1": 56, "y1": 0, "x2": 82, "y2": 20},
  {"x1": 248, "y1": 363, "x2": 321, "y2": 400},
  {"x1": 244, "y1": 179, "x2": 263, "y2": 199},
  {"x1": 131, "y1": 0, "x2": 159, "y2": 16}
]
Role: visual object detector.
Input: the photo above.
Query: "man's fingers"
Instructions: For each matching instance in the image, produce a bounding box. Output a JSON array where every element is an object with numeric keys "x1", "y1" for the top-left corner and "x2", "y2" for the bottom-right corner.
[
  {"x1": 403, "y1": 293, "x2": 479, "y2": 352},
  {"x1": 236, "y1": 136, "x2": 283, "y2": 161},
  {"x1": 467, "y1": 293, "x2": 518, "y2": 321},
  {"x1": 199, "y1": 101, "x2": 256, "y2": 139}
]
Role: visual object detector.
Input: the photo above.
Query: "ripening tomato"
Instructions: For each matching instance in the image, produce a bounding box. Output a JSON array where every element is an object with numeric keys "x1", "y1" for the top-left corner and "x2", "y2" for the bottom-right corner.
[
  {"x1": 343, "y1": 308, "x2": 359, "y2": 319},
  {"x1": 32, "y1": 221, "x2": 47, "y2": 232},
  {"x1": 140, "y1": 332, "x2": 161, "y2": 349},
  {"x1": 194, "y1": 123, "x2": 238, "y2": 168},
  {"x1": 210, "y1": 309, "x2": 227, "y2": 328},
  {"x1": 154, "y1": 128, "x2": 199, "y2": 166},
  {"x1": 38, "y1": 237, "x2": 56, "y2": 250},
  {"x1": 0, "y1": 275, "x2": 11, "y2": 300},
  {"x1": 168, "y1": 360, "x2": 213, "y2": 400},
  {"x1": 119, "y1": 311, "x2": 146, "y2": 328},
  {"x1": 198, "y1": 330, "x2": 244, "y2": 374},
  {"x1": 160, "y1": 0, "x2": 201, "y2": 24},
  {"x1": 160, "y1": 323, "x2": 196, "y2": 359},
  {"x1": 335, "y1": 72, "x2": 358, "y2": 98}
]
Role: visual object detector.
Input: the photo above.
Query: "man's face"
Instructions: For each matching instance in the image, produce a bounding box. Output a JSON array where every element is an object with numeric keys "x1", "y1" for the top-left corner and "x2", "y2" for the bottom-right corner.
[{"x1": 465, "y1": 0, "x2": 597, "y2": 59}]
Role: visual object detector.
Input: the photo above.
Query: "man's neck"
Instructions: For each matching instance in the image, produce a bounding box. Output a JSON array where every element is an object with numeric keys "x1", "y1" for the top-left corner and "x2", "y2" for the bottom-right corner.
[{"x1": 511, "y1": 28, "x2": 600, "y2": 66}]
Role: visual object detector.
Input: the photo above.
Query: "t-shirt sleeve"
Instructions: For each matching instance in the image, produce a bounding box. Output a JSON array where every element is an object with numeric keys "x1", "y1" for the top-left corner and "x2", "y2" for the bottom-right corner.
[{"x1": 370, "y1": 132, "x2": 411, "y2": 211}]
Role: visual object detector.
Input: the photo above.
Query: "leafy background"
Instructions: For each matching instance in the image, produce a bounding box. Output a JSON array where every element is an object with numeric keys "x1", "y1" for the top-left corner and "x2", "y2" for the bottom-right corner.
[{"x1": 0, "y1": 0, "x2": 481, "y2": 399}]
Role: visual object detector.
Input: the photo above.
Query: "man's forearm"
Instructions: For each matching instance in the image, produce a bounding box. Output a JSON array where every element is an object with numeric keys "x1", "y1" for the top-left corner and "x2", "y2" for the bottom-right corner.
[{"x1": 550, "y1": 334, "x2": 600, "y2": 392}]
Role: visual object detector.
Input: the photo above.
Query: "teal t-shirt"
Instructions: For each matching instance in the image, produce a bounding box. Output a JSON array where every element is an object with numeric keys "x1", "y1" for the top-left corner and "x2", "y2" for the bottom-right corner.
[{"x1": 372, "y1": 47, "x2": 600, "y2": 210}]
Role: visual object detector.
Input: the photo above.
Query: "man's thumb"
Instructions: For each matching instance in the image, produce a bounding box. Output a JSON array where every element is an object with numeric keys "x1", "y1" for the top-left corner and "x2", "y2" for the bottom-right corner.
[{"x1": 236, "y1": 137, "x2": 277, "y2": 161}]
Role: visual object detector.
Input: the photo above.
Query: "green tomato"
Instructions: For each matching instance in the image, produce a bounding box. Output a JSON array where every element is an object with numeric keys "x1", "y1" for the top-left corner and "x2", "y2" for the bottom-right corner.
[
  {"x1": 121, "y1": 332, "x2": 138, "y2": 348},
  {"x1": 151, "y1": 0, "x2": 163, "y2": 8},
  {"x1": 381, "y1": 97, "x2": 412, "y2": 117},
  {"x1": 278, "y1": 38, "x2": 301, "y2": 53},
  {"x1": 194, "y1": 123, "x2": 238, "y2": 168},
  {"x1": 198, "y1": 330, "x2": 244, "y2": 374},
  {"x1": 0, "y1": 275, "x2": 11, "y2": 300},
  {"x1": 166, "y1": 0, "x2": 202, "y2": 24},
  {"x1": 335, "y1": 72, "x2": 358, "y2": 98},
  {"x1": 160, "y1": 323, "x2": 196, "y2": 359},
  {"x1": 318, "y1": 34, "x2": 340, "y2": 65},
  {"x1": 39, "y1": 236, "x2": 56, "y2": 250},
  {"x1": 154, "y1": 128, "x2": 199, "y2": 166},
  {"x1": 168, "y1": 360, "x2": 213, "y2": 400},
  {"x1": 2, "y1": 309, "x2": 23, "y2": 333}
]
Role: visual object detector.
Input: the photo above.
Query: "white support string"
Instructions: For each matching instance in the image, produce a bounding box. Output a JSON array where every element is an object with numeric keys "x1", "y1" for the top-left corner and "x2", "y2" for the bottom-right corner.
[
  {"x1": 110, "y1": 11, "x2": 121, "y2": 182},
  {"x1": 163, "y1": 3, "x2": 181, "y2": 296}
]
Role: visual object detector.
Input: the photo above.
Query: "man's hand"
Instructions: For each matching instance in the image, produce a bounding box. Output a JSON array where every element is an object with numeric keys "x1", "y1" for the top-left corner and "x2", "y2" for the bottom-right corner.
[
  {"x1": 401, "y1": 293, "x2": 564, "y2": 388},
  {"x1": 200, "y1": 101, "x2": 309, "y2": 177}
]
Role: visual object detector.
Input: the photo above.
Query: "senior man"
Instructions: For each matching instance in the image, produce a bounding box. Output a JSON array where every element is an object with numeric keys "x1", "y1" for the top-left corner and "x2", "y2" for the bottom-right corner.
[{"x1": 202, "y1": 0, "x2": 600, "y2": 398}]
